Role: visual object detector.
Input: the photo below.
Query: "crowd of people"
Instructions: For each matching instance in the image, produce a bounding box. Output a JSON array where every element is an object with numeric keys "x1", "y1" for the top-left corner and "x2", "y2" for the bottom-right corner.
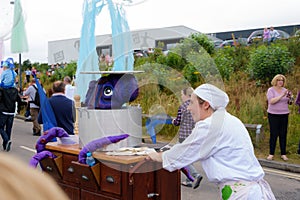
[
  {"x1": 23, "y1": 77, "x2": 76, "y2": 137},
  {"x1": 0, "y1": 58, "x2": 76, "y2": 149}
]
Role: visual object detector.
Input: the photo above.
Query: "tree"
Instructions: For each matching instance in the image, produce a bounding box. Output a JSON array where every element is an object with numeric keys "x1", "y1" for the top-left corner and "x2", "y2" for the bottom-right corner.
[{"x1": 248, "y1": 44, "x2": 295, "y2": 83}]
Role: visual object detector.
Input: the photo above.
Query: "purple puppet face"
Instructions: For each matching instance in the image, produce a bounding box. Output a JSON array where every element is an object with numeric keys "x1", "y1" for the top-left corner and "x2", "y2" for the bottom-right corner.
[
  {"x1": 86, "y1": 73, "x2": 139, "y2": 109},
  {"x1": 95, "y1": 77, "x2": 115, "y2": 109}
]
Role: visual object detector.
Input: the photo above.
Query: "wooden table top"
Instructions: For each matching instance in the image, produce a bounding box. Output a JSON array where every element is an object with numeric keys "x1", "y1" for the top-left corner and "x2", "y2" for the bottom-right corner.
[{"x1": 46, "y1": 142, "x2": 147, "y2": 164}]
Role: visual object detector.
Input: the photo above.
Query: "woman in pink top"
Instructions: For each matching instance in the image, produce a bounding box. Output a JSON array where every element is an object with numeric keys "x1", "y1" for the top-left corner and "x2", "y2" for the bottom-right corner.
[
  {"x1": 263, "y1": 27, "x2": 270, "y2": 44},
  {"x1": 266, "y1": 74, "x2": 292, "y2": 161}
]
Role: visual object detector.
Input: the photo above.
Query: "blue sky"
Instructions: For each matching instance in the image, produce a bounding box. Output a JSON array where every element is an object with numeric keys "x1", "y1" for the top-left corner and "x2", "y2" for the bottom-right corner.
[{"x1": 1, "y1": 0, "x2": 300, "y2": 63}]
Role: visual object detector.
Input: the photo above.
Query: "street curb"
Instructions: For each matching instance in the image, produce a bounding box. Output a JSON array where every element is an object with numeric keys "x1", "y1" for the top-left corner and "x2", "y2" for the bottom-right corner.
[{"x1": 259, "y1": 159, "x2": 300, "y2": 173}]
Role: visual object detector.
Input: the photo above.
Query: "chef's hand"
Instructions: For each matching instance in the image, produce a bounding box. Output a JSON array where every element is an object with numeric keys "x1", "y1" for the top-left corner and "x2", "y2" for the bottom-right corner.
[{"x1": 146, "y1": 151, "x2": 163, "y2": 162}]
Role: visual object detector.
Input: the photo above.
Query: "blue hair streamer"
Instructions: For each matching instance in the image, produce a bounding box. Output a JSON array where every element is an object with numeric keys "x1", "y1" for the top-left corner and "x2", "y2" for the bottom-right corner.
[{"x1": 75, "y1": 0, "x2": 134, "y2": 101}]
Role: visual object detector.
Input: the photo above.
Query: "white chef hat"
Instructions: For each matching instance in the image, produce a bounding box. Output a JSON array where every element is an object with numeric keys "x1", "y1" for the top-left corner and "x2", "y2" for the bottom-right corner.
[{"x1": 194, "y1": 84, "x2": 229, "y2": 110}]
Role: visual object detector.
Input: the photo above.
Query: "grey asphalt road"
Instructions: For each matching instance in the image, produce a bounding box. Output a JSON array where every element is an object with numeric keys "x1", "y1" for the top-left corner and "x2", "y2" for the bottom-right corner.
[
  {"x1": 5, "y1": 118, "x2": 37, "y2": 162},
  {"x1": 4, "y1": 118, "x2": 300, "y2": 200}
]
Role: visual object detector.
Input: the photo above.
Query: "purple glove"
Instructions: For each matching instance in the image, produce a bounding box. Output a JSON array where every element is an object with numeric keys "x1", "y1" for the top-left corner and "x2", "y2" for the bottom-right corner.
[
  {"x1": 36, "y1": 127, "x2": 69, "y2": 153},
  {"x1": 181, "y1": 167, "x2": 195, "y2": 182},
  {"x1": 29, "y1": 150, "x2": 56, "y2": 168},
  {"x1": 78, "y1": 134, "x2": 129, "y2": 164}
]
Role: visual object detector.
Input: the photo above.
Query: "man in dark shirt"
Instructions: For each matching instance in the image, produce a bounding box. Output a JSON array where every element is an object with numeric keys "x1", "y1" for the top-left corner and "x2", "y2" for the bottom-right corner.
[
  {"x1": 0, "y1": 87, "x2": 18, "y2": 151},
  {"x1": 38, "y1": 81, "x2": 75, "y2": 135}
]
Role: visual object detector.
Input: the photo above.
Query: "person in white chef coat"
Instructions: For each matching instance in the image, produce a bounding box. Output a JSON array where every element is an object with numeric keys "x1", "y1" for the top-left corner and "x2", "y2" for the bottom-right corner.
[{"x1": 147, "y1": 83, "x2": 276, "y2": 200}]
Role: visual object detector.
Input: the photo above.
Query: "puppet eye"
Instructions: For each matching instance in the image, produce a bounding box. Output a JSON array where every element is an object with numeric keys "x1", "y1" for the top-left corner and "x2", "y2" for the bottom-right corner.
[{"x1": 103, "y1": 86, "x2": 113, "y2": 97}]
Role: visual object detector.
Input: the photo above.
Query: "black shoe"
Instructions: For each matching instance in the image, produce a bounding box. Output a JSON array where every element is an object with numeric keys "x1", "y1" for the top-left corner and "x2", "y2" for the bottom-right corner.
[
  {"x1": 33, "y1": 131, "x2": 41, "y2": 136},
  {"x1": 193, "y1": 174, "x2": 203, "y2": 189},
  {"x1": 181, "y1": 181, "x2": 193, "y2": 188},
  {"x1": 6, "y1": 140, "x2": 12, "y2": 152}
]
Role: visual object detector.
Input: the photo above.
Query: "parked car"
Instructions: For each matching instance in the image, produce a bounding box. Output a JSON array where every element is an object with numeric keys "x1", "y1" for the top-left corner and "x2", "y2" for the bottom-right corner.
[
  {"x1": 247, "y1": 29, "x2": 290, "y2": 44},
  {"x1": 133, "y1": 48, "x2": 154, "y2": 57},
  {"x1": 213, "y1": 40, "x2": 223, "y2": 48},
  {"x1": 133, "y1": 49, "x2": 148, "y2": 57},
  {"x1": 218, "y1": 38, "x2": 248, "y2": 48}
]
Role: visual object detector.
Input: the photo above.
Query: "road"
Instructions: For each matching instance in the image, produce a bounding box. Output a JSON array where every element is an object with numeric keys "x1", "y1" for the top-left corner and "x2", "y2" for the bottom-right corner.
[
  {"x1": 180, "y1": 163, "x2": 300, "y2": 199},
  {"x1": 5, "y1": 118, "x2": 300, "y2": 200}
]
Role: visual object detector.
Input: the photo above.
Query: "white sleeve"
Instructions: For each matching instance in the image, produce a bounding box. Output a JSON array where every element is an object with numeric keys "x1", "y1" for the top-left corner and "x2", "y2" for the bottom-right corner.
[{"x1": 162, "y1": 120, "x2": 211, "y2": 172}]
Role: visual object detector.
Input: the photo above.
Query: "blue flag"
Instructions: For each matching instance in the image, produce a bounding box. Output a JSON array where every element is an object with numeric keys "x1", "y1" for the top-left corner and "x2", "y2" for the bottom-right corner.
[{"x1": 33, "y1": 74, "x2": 57, "y2": 132}]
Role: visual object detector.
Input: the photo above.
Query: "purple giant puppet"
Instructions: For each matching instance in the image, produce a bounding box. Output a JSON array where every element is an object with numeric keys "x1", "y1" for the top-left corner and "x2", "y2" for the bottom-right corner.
[{"x1": 85, "y1": 73, "x2": 139, "y2": 109}]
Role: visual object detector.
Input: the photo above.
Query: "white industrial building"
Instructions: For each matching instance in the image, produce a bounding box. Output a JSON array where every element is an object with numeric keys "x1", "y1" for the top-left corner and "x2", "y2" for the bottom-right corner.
[{"x1": 48, "y1": 25, "x2": 220, "y2": 65}]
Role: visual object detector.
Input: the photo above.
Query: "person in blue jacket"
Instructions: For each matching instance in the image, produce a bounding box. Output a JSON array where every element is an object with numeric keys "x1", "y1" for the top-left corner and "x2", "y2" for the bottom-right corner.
[{"x1": 38, "y1": 81, "x2": 75, "y2": 135}]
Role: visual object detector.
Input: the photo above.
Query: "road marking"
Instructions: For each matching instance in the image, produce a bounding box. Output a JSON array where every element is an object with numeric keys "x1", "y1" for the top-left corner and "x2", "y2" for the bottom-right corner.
[
  {"x1": 263, "y1": 167, "x2": 300, "y2": 180},
  {"x1": 20, "y1": 146, "x2": 36, "y2": 153}
]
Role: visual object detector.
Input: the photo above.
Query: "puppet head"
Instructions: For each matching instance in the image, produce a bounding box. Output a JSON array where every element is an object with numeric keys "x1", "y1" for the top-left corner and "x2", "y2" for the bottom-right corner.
[{"x1": 85, "y1": 73, "x2": 139, "y2": 109}]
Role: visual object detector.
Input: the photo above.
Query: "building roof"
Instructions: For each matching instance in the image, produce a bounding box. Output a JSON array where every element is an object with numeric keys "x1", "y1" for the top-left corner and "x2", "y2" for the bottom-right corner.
[{"x1": 48, "y1": 25, "x2": 222, "y2": 64}]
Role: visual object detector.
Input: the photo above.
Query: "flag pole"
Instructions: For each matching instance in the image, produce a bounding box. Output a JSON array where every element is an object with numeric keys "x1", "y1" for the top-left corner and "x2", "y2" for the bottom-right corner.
[
  {"x1": 10, "y1": 0, "x2": 28, "y2": 92},
  {"x1": 18, "y1": 53, "x2": 22, "y2": 91}
]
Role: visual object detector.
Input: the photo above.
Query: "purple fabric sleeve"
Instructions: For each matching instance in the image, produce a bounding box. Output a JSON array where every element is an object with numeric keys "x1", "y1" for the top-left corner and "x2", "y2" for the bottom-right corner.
[
  {"x1": 29, "y1": 151, "x2": 56, "y2": 168},
  {"x1": 78, "y1": 134, "x2": 129, "y2": 164},
  {"x1": 36, "y1": 127, "x2": 69, "y2": 153}
]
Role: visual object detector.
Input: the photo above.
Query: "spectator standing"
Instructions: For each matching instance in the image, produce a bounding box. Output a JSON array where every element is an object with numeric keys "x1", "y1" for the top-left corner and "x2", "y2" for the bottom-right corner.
[
  {"x1": 172, "y1": 87, "x2": 202, "y2": 188},
  {"x1": 22, "y1": 86, "x2": 31, "y2": 120},
  {"x1": 23, "y1": 79, "x2": 42, "y2": 136},
  {"x1": 269, "y1": 26, "x2": 280, "y2": 42},
  {"x1": 31, "y1": 67, "x2": 37, "y2": 78},
  {"x1": 63, "y1": 76, "x2": 76, "y2": 101},
  {"x1": 263, "y1": 27, "x2": 271, "y2": 44},
  {"x1": 147, "y1": 84, "x2": 276, "y2": 200},
  {"x1": 266, "y1": 74, "x2": 292, "y2": 161},
  {"x1": 105, "y1": 53, "x2": 112, "y2": 66},
  {"x1": 25, "y1": 68, "x2": 31, "y2": 83},
  {"x1": 38, "y1": 81, "x2": 75, "y2": 135},
  {"x1": 0, "y1": 59, "x2": 18, "y2": 151}
]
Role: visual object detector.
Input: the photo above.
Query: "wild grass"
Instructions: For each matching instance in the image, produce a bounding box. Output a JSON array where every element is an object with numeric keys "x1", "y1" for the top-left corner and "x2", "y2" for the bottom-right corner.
[
  {"x1": 22, "y1": 62, "x2": 299, "y2": 163},
  {"x1": 136, "y1": 68, "x2": 300, "y2": 164}
]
